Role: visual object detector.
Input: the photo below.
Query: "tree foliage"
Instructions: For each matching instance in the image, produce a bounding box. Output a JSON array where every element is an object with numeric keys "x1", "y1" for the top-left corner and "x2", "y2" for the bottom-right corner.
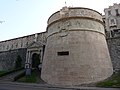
[{"x1": 15, "y1": 55, "x2": 22, "y2": 69}]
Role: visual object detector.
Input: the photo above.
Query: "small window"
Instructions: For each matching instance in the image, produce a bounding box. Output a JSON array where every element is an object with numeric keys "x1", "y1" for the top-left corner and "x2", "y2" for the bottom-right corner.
[
  {"x1": 109, "y1": 18, "x2": 117, "y2": 27},
  {"x1": 114, "y1": 29, "x2": 118, "y2": 33},
  {"x1": 115, "y1": 9, "x2": 119, "y2": 16},
  {"x1": 57, "y1": 51, "x2": 69, "y2": 56},
  {"x1": 108, "y1": 10, "x2": 111, "y2": 15},
  {"x1": 111, "y1": 30, "x2": 114, "y2": 37},
  {"x1": 111, "y1": 19, "x2": 115, "y2": 24}
]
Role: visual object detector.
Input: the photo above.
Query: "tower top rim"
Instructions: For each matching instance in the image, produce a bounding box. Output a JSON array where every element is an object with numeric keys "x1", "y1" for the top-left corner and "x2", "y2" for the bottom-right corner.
[{"x1": 47, "y1": 7, "x2": 102, "y2": 24}]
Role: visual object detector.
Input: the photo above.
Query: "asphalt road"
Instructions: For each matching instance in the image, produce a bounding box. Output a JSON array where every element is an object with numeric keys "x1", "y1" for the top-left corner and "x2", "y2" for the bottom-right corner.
[
  {"x1": 0, "y1": 82, "x2": 120, "y2": 90},
  {"x1": 0, "y1": 83, "x2": 71, "y2": 90}
]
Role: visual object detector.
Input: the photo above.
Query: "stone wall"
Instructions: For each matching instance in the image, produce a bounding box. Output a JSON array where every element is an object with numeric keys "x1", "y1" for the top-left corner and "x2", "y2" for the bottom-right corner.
[
  {"x1": 0, "y1": 48, "x2": 27, "y2": 71},
  {"x1": 0, "y1": 32, "x2": 46, "y2": 52},
  {"x1": 41, "y1": 7, "x2": 113, "y2": 86},
  {"x1": 107, "y1": 37, "x2": 120, "y2": 73},
  {"x1": 0, "y1": 32, "x2": 46, "y2": 71},
  {"x1": 48, "y1": 7, "x2": 102, "y2": 25}
]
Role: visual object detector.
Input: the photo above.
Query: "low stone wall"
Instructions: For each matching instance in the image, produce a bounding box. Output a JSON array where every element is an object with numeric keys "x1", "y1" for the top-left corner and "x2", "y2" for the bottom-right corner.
[
  {"x1": 107, "y1": 37, "x2": 120, "y2": 73},
  {"x1": 0, "y1": 48, "x2": 27, "y2": 71}
]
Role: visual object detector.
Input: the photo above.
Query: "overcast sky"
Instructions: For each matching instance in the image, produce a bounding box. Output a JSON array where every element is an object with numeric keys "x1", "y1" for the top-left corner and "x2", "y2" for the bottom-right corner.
[{"x1": 0, "y1": 0, "x2": 119, "y2": 41}]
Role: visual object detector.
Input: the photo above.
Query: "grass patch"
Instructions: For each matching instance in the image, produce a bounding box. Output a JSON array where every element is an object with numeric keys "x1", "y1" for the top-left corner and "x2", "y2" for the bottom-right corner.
[
  {"x1": 96, "y1": 72, "x2": 120, "y2": 87},
  {"x1": 17, "y1": 69, "x2": 37, "y2": 83}
]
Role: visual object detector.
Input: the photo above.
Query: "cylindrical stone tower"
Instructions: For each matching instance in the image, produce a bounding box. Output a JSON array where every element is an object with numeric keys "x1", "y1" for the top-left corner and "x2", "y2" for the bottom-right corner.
[{"x1": 41, "y1": 7, "x2": 113, "y2": 85}]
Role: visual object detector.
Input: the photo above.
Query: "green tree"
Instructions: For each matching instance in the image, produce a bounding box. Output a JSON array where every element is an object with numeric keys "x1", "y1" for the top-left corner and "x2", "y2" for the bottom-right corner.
[{"x1": 15, "y1": 55, "x2": 22, "y2": 69}]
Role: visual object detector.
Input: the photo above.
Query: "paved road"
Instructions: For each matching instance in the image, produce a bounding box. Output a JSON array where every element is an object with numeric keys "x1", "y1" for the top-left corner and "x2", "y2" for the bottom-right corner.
[
  {"x1": 0, "y1": 82, "x2": 119, "y2": 90},
  {"x1": 0, "y1": 83, "x2": 72, "y2": 90}
]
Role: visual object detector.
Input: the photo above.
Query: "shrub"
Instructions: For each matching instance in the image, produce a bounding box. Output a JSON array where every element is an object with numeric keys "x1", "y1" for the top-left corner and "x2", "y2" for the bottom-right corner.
[{"x1": 15, "y1": 55, "x2": 22, "y2": 69}]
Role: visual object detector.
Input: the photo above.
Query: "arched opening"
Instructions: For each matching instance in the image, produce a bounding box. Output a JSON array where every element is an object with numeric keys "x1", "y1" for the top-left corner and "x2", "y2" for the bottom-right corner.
[
  {"x1": 31, "y1": 53, "x2": 45, "y2": 83},
  {"x1": 32, "y1": 53, "x2": 40, "y2": 69}
]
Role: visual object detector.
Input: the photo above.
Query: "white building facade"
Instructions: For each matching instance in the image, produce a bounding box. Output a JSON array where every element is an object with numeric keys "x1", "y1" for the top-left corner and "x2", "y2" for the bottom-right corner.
[{"x1": 104, "y1": 3, "x2": 120, "y2": 38}]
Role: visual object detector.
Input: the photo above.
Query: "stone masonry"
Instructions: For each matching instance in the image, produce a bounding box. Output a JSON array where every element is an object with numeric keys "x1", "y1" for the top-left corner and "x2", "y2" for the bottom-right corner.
[
  {"x1": 41, "y1": 7, "x2": 113, "y2": 85},
  {"x1": 0, "y1": 32, "x2": 46, "y2": 71},
  {"x1": 0, "y1": 4, "x2": 120, "y2": 86}
]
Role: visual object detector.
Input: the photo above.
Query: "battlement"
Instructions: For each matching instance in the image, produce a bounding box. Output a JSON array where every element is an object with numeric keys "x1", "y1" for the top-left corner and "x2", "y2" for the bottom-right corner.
[
  {"x1": 47, "y1": 7, "x2": 103, "y2": 25},
  {"x1": 0, "y1": 32, "x2": 46, "y2": 52},
  {"x1": 47, "y1": 7, "x2": 105, "y2": 38}
]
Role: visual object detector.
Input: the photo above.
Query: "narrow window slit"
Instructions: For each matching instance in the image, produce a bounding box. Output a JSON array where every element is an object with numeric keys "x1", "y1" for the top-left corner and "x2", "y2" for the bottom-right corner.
[{"x1": 57, "y1": 51, "x2": 69, "y2": 56}]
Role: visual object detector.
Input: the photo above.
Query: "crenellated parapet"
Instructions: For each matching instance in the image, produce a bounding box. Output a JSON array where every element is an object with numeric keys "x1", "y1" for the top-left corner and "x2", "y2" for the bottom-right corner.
[
  {"x1": 47, "y1": 7, "x2": 104, "y2": 38},
  {"x1": 0, "y1": 32, "x2": 46, "y2": 52},
  {"x1": 48, "y1": 7, "x2": 103, "y2": 25}
]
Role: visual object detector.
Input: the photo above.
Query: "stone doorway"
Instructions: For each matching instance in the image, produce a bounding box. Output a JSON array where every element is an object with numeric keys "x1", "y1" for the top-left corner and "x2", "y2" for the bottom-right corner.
[
  {"x1": 25, "y1": 40, "x2": 46, "y2": 76},
  {"x1": 32, "y1": 53, "x2": 40, "y2": 69}
]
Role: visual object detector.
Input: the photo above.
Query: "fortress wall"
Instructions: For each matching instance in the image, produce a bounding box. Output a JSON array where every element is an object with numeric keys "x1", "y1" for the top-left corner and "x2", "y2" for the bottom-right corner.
[
  {"x1": 0, "y1": 48, "x2": 26, "y2": 71},
  {"x1": 0, "y1": 36, "x2": 33, "y2": 52},
  {"x1": 107, "y1": 37, "x2": 120, "y2": 73},
  {"x1": 0, "y1": 32, "x2": 46, "y2": 52},
  {"x1": 37, "y1": 32, "x2": 47, "y2": 44},
  {"x1": 0, "y1": 32, "x2": 46, "y2": 71},
  {"x1": 47, "y1": 19, "x2": 105, "y2": 38}
]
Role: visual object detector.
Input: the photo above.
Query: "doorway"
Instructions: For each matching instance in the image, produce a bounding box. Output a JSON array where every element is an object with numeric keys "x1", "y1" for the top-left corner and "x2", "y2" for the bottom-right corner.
[{"x1": 32, "y1": 53, "x2": 40, "y2": 69}]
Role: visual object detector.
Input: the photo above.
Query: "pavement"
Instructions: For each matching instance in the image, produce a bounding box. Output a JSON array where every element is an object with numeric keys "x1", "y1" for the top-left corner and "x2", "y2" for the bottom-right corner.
[
  {"x1": 0, "y1": 69, "x2": 119, "y2": 90},
  {"x1": 0, "y1": 81, "x2": 120, "y2": 90}
]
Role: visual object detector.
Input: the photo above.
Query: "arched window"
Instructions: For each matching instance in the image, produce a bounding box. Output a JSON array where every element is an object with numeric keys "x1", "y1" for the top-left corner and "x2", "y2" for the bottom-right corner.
[{"x1": 115, "y1": 9, "x2": 119, "y2": 16}]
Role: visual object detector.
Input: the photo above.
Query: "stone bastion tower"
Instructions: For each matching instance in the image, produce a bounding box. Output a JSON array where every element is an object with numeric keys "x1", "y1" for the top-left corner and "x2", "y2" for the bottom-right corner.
[{"x1": 41, "y1": 7, "x2": 113, "y2": 85}]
